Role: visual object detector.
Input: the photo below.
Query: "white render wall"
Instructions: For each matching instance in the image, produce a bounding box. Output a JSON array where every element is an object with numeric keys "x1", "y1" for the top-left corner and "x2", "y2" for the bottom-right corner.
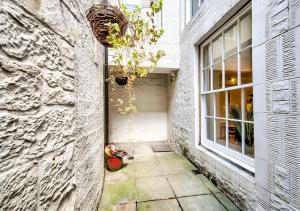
[
  {"x1": 109, "y1": 74, "x2": 168, "y2": 143},
  {"x1": 155, "y1": 0, "x2": 180, "y2": 69}
]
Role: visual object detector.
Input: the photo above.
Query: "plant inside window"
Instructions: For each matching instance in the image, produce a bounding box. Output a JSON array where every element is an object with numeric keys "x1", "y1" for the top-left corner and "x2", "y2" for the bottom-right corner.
[
  {"x1": 229, "y1": 104, "x2": 254, "y2": 147},
  {"x1": 87, "y1": 0, "x2": 165, "y2": 114}
]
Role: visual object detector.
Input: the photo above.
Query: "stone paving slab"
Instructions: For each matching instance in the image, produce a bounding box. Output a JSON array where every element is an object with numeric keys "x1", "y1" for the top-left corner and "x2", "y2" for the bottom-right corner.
[
  {"x1": 135, "y1": 161, "x2": 163, "y2": 177},
  {"x1": 101, "y1": 163, "x2": 136, "y2": 208},
  {"x1": 134, "y1": 143, "x2": 154, "y2": 155},
  {"x1": 178, "y1": 195, "x2": 227, "y2": 211},
  {"x1": 197, "y1": 174, "x2": 221, "y2": 193},
  {"x1": 167, "y1": 173, "x2": 211, "y2": 197},
  {"x1": 100, "y1": 203, "x2": 136, "y2": 211},
  {"x1": 134, "y1": 154, "x2": 158, "y2": 163},
  {"x1": 105, "y1": 161, "x2": 134, "y2": 182},
  {"x1": 136, "y1": 176, "x2": 175, "y2": 202},
  {"x1": 100, "y1": 177, "x2": 136, "y2": 208},
  {"x1": 156, "y1": 152, "x2": 196, "y2": 175},
  {"x1": 100, "y1": 142, "x2": 238, "y2": 211},
  {"x1": 137, "y1": 199, "x2": 181, "y2": 211},
  {"x1": 215, "y1": 192, "x2": 240, "y2": 211}
]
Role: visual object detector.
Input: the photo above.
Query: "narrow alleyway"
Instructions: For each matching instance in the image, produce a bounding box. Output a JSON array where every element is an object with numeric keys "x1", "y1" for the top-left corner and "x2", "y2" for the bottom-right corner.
[{"x1": 99, "y1": 142, "x2": 239, "y2": 211}]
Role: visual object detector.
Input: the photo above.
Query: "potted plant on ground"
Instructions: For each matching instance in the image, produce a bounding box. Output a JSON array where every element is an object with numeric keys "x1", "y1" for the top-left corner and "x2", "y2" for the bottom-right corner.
[{"x1": 104, "y1": 144, "x2": 128, "y2": 171}]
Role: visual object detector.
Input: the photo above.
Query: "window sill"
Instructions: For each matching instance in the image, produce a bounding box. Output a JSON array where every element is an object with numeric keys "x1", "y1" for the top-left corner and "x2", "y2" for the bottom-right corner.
[{"x1": 195, "y1": 144, "x2": 255, "y2": 175}]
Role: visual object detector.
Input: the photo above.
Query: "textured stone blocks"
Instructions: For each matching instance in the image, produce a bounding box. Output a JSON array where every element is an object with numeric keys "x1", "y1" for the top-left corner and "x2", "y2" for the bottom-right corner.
[
  {"x1": 0, "y1": 165, "x2": 38, "y2": 211},
  {"x1": 0, "y1": 0, "x2": 104, "y2": 210},
  {"x1": 274, "y1": 165, "x2": 290, "y2": 178},
  {"x1": 273, "y1": 90, "x2": 290, "y2": 101},
  {"x1": 273, "y1": 101, "x2": 290, "y2": 113},
  {"x1": 0, "y1": 109, "x2": 76, "y2": 172},
  {"x1": 272, "y1": 80, "x2": 291, "y2": 113},
  {"x1": 273, "y1": 80, "x2": 290, "y2": 90},
  {"x1": 0, "y1": 58, "x2": 42, "y2": 111},
  {"x1": 39, "y1": 146, "x2": 76, "y2": 210},
  {"x1": 270, "y1": 0, "x2": 289, "y2": 37},
  {"x1": 271, "y1": 194, "x2": 298, "y2": 211}
]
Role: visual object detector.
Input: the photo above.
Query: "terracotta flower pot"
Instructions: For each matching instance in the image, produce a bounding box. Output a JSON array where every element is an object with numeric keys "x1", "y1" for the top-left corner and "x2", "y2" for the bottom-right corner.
[{"x1": 106, "y1": 157, "x2": 123, "y2": 171}]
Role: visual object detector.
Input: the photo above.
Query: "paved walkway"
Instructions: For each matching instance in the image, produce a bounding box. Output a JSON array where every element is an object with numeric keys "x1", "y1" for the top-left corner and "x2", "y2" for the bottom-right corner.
[{"x1": 99, "y1": 142, "x2": 239, "y2": 211}]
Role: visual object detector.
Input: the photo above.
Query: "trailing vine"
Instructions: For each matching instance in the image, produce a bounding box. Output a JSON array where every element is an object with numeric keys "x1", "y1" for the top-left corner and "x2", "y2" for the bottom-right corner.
[{"x1": 106, "y1": 0, "x2": 165, "y2": 114}]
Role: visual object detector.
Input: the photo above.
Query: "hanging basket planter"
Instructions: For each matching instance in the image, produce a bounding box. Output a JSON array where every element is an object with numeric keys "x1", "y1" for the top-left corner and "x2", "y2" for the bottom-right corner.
[
  {"x1": 86, "y1": 3, "x2": 128, "y2": 47},
  {"x1": 115, "y1": 76, "x2": 128, "y2": 86}
]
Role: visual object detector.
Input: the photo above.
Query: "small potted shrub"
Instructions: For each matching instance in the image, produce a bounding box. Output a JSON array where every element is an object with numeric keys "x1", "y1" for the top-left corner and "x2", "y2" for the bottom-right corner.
[{"x1": 104, "y1": 144, "x2": 128, "y2": 171}]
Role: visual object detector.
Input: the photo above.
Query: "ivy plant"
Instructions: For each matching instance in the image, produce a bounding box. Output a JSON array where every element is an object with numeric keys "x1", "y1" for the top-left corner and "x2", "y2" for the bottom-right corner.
[{"x1": 106, "y1": 0, "x2": 165, "y2": 114}]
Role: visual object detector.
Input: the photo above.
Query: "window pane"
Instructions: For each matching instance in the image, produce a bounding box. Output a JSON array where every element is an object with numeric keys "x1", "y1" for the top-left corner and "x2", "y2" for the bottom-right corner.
[
  {"x1": 206, "y1": 117, "x2": 214, "y2": 141},
  {"x1": 215, "y1": 92, "x2": 225, "y2": 118},
  {"x1": 212, "y1": 35, "x2": 222, "y2": 63},
  {"x1": 203, "y1": 44, "x2": 210, "y2": 68},
  {"x1": 191, "y1": 0, "x2": 200, "y2": 16},
  {"x1": 228, "y1": 89, "x2": 241, "y2": 120},
  {"x1": 228, "y1": 120, "x2": 242, "y2": 153},
  {"x1": 203, "y1": 68, "x2": 211, "y2": 91},
  {"x1": 213, "y1": 62, "x2": 222, "y2": 90},
  {"x1": 216, "y1": 118, "x2": 226, "y2": 146},
  {"x1": 244, "y1": 87, "x2": 253, "y2": 121},
  {"x1": 240, "y1": 13, "x2": 252, "y2": 49},
  {"x1": 241, "y1": 48, "x2": 252, "y2": 84},
  {"x1": 245, "y1": 122, "x2": 254, "y2": 158},
  {"x1": 225, "y1": 54, "x2": 238, "y2": 87},
  {"x1": 224, "y1": 23, "x2": 237, "y2": 57},
  {"x1": 205, "y1": 94, "x2": 214, "y2": 116}
]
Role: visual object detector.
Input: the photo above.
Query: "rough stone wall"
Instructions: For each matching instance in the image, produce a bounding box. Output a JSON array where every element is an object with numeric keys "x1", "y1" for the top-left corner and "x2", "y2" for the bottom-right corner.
[
  {"x1": 168, "y1": 0, "x2": 256, "y2": 210},
  {"x1": 253, "y1": 0, "x2": 300, "y2": 210},
  {"x1": 0, "y1": 0, "x2": 104, "y2": 210}
]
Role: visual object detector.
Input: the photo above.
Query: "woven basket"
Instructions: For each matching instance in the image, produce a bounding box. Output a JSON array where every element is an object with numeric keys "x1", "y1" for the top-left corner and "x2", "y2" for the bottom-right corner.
[{"x1": 86, "y1": 3, "x2": 128, "y2": 47}]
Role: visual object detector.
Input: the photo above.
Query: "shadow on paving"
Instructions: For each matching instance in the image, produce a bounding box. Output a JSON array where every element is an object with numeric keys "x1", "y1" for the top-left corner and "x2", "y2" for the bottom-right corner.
[{"x1": 99, "y1": 142, "x2": 239, "y2": 211}]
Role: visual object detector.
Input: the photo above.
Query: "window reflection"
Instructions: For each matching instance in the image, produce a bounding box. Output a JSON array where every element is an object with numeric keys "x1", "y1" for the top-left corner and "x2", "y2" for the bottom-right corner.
[
  {"x1": 240, "y1": 13, "x2": 252, "y2": 49},
  {"x1": 206, "y1": 94, "x2": 214, "y2": 116},
  {"x1": 245, "y1": 122, "x2": 254, "y2": 158},
  {"x1": 213, "y1": 35, "x2": 222, "y2": 63},
  {"x1": 213, "y1": 62, "x2": 222, "y2": 90},
  {"x1": 203, "y1": 68, "x2": 211, "y2": 91},
  {"x1": 206, "y1": 117, "x2": 214, "y2": 141},
  {"x1": 216, "y1": 118, "x2": 226, "y2": 146},
  {"x1": 229, "y1": 89, "x2": 241, "y2": 120},
  {"x1": 203, "y1": 44, "x2": 210, "y2": 68},
  {"x1": 225, "y1": 54, "x2": 238, "y2": 87},
  {"x1": 241, "y1": 48, "x2": 252, "y2": 84},
  {"x1": 244, "y1": 87, "x2": 253, "y2": 121},
  {"x1": 228, "y1": 120, "x2": 242, "y2": 153},
  {"x1": 215, "y1": 92, "x2": 225, "y2": 118},
  {"x1": 224, "y1": 23, "x2": 237, "y2": 57}
]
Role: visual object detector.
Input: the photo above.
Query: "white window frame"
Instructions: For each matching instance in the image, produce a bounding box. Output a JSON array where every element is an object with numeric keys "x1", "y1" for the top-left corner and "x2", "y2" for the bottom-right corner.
[{"x1": 199, "y1": 5, "x2": 254, "y2": 172}]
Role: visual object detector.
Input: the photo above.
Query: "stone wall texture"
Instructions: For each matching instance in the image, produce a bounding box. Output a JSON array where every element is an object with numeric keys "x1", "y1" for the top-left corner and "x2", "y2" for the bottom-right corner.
[
  {"x1": 253, "y1": 0, "x2": 300, "y2": 210},
  {"x1": 170, "y1": 0, "x2": 300, "y2": 210},
  {"x1": 169, "y1": 0, "x2": 257, "y2": 210},
  {"x1": 0, "y1": 0, "x2": 105, "y2": 210}
]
